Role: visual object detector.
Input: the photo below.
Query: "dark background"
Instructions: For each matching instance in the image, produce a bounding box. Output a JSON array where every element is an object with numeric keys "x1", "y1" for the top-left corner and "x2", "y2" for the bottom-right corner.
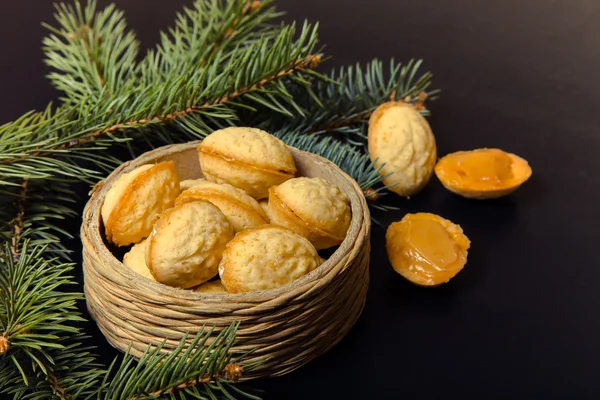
[{"x1": 2, "y1": 0, "x2": 600, "y2": 398}]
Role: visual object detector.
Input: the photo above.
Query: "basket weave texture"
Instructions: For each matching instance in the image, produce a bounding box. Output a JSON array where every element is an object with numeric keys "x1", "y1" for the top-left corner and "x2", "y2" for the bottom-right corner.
[{"x1": 81, "y1": 141, "x2": 371, "y2": 379}]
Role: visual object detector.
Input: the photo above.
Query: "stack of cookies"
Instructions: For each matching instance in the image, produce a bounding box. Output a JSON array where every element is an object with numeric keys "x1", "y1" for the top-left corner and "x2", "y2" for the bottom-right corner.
[{"x1": 101, "y1": 127, "x2": 352, "y2": 294}]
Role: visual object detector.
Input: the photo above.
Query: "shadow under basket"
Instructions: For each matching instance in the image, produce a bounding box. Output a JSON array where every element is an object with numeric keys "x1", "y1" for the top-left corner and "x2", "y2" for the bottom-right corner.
[{"x1": 81, "y1": 141, "x2": 371, "y2": 379}]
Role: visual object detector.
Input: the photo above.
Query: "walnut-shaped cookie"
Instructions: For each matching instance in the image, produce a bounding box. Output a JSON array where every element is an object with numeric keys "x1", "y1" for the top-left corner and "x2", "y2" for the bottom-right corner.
[
  {"x1": 101, "y1": 161, "x2": 179, "y2": 246},
  {"x1": 146, "y1": 200, "x2": 233, "y2": 289},
  {"x1": 197, "y1": 127, "x2": 296, "y2": 199},
  {"x1": 268, "y1": 177, "x2": 351, "y2": 250},
  {"x1": 122, "y1": 239, "x2": 155, "y2": 281},
  {"x1": 175, "y1": 181, "x2": 268, "y2": 233},
  {"x1": 219, "y1": 225, "x2": 321, "y2": 293},
  {"x1": 368, "y1": 101, "x2": 437, "y2": 197}
]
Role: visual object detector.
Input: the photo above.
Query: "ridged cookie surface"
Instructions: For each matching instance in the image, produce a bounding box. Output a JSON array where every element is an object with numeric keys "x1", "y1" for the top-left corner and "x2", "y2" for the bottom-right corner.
[
  {"x1": 146, "y1": 200, "x2": 233, "y2": 289},
  {"x1": 368, "y1": 102, "x2": 436, "y2": 197},
  {"x1": 219, "y1": 225, "x2": 321, "y2": 293}
]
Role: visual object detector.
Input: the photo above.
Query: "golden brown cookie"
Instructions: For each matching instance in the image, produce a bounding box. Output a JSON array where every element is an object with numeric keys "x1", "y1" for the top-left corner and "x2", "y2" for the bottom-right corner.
[
  {"x1": 122, "y1": 239, "x2": 155, "y2": 281},
  {"x1": 146, "y1": 200, "x2": 233, "y2": 289},
  {"x1": 197, "y1": 127, "x2": 296, "y2": 199},
  {"x1": 191, "y1": 280, "x2": 228, "y2": 293},
  {"x1": 368, "y1": 102, "x2": 437, "y2": 197},
  {"x1": 101, "y1": 161, "x2": 179, "y2": 246},
  {"x1": 268, "y1": 177, "x2": 351, "y2": 250},
  {"x1": 175, "y1": 181, "x2": 268, "y2": 233},
  {"x1": 219, "y1": 225, "x2": 321, "y2": 293},
  {"x1": 180, "y1": 178, "x2": 208, "y2": 191}
]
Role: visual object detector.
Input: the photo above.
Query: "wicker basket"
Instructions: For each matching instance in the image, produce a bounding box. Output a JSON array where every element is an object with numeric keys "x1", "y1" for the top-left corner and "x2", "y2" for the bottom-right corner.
[{"x1": 81, "y1": 141, "x2": 371, "y2": 379}]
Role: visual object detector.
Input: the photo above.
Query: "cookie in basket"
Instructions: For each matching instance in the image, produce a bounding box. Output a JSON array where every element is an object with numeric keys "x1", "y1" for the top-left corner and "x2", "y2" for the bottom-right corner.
[
  {"x1": 179, "y1": 178, "x2": 208, "y2": 191},
  {"x1": 122, "y1": 239, "x2": 155, "y2": 281},
  {"x1": 268, "y1": 177, "x2": 351, "y2": 249},
  {"x1": 191, "y1": 280, "x2": 228, "y2": 293},
  {"x1": 101, "y1": 161, "x2": 179, "y2": 246},
  {"x1": 146, "y1": 200, "x2": 234, "y2": 289},
  {"x1": 197, "y1": 127, "x2": 296, "y2": 199},
  {"x1": 175, "y1": 181, "x2": 268, "y2": 233},
  {"x1": 219, "y1": 225, "x2": 322, "y2": 293}
]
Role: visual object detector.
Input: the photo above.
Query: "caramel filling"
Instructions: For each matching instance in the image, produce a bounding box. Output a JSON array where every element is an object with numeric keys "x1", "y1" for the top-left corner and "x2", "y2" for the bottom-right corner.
[
  {"x1": 451, "y1": 149, "x2": 514, "y2": 187},
  {"x1": 407, "y1": 219, "x2": 458, "y2": 269},
  {"x1": 403, "y1": 218, "x2": 463, "y2": 284},
  {"x1": 387, "y1": 214, "x2": 469, "y2": 286}
]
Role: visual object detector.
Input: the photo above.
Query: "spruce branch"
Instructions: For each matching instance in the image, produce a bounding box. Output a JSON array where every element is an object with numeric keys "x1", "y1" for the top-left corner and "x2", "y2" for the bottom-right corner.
[
  {"x1": 10, "y1": 178, "x2": 29, "y2": 257},
  {"x1": 0, "y1": 241, "x2": 106, "y2": 400},
  {"x1": 1, "y1": 333, "x2": 106, "y2": 400},
  {"x1": 201, "y1": 0, "x2": 267, "y2": 65},
  {"x1": 99, "y1": 322, "x2": 260, "y2": 400},
  {"x1": 43, "y1": 0, "x2": 140, "y2": 102},
  {"x1": 0, "y1": 243, "x2": 84, "y2": 358},
  {"x1": 2, "y1": 7, "x2": 323, "y2": 185},
  {"x1": 65, "y1": 51, "x2": 321, "y2": 149},
  {"x1": 309, "y1": 58, "x2": 437, "y2": 138},
  {"x1": 143, "y1": 0, "x2": 280, "y2": 79},
  {"x1": 0, "y1": 51, "x2": 320, "y2": 177},
  {"x1": 1, "y1": 180, "x2": 78, "y2": 259}
]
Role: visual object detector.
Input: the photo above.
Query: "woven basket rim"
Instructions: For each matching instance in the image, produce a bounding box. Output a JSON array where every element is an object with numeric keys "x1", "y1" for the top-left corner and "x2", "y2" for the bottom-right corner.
[{"x1": 81, "y1": 140, "x2": 370, "y2": 303}]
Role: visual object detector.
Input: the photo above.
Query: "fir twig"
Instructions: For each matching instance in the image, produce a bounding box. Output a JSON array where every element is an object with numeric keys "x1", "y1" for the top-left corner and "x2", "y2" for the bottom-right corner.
[
  {"x1": 2, "y1": 11, "x2": 323, "y2": 184},
  {"x1": 100, "y1": 322, "x2": 260, "y2": 400},
  {"x1": 1, "y1": 180, "x2": 78, "y2": 258},
  {"x1": 61, "y1": 53, "x2": 321, "y2": 152},
  {"x1": 0, "y1": 53, "x2": 320, "y2": 169},
  {"x1": 200, "y1": 0, "x2": 267, "y2": 65},
  {"x1": 0, "y1": 241, "x2": 106, "y2": 400},
  {"x1": 48, "y1": 371, "x2": 70, "y2": 400},
  {"x1": 10, "y1": 178, "x2": 29, "y2": 257},
  {"x1": 43, "y1": 0, "x2": 140, "y2": 102}
]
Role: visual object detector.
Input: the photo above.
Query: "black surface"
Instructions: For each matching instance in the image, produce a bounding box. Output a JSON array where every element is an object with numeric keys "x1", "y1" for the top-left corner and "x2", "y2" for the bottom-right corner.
[{"x1": 2, "y1": 0, "x2": 600, "y2": 398}]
